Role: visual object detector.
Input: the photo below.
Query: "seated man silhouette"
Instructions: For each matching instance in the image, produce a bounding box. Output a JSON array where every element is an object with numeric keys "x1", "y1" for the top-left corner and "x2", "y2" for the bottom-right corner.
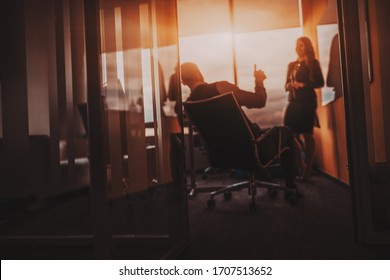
[{"x1": 181, "y1": 62, "x2": 298, "y2": 193}]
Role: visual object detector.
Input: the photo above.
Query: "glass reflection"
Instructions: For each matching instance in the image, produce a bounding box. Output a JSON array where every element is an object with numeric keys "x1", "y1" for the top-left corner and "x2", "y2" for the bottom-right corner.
[
  {"x1": 317, "y1": 24, "x2": 340, "y2": 106},
  {"x1": 0, "y1": 0, "x2": 93, "y2": 239},
  {"x1": 98, "y1": 0, "x2": 187, "y2": 256}
]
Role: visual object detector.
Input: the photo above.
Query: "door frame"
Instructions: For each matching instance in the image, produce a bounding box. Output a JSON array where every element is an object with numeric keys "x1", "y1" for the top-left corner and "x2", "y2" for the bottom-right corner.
[{"x1": 338, "y1": 0, "x2": 390, "y2": 244}]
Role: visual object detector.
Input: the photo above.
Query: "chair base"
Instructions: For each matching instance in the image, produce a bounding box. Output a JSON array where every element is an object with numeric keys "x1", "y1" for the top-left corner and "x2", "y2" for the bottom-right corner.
[{"x1": 207, "y1": 177, "x2": 299, "y2": 211}]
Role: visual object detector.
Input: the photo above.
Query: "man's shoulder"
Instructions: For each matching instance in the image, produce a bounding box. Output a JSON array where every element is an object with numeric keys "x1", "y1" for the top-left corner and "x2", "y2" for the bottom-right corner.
[
  {"x1": 215, "y1": 80, "x2": 237, "y2": 94},
  {"x1": 188, "y1": 83, "x2": 218, "y2": 101},
  {"x1": 215, "y1": 80, "x2": 232, "y2": 86}
]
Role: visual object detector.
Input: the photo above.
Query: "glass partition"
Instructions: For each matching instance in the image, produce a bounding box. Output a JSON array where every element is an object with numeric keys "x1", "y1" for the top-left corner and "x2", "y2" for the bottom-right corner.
[
  {"x1": 0, "y1": 0, "x2": 94, "y2": 247},
  {"x1": 98, "y1": 0, "x2": 188, "y2": 258},
  {"x1": 0, "y1": 0, "x2": 188, "y2": 259}
]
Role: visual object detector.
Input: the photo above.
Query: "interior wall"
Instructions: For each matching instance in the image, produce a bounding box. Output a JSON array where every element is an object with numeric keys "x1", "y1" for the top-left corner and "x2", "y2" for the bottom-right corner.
[
  {"x1": 317, "y1": 94, "x2": 349, "y2": 183},
  {"x1": 25, "y1": 0, "x2": 51, "y2": 136},
  {"x1": 301, "y1": 0, "x2": 349, "y2": 183}
]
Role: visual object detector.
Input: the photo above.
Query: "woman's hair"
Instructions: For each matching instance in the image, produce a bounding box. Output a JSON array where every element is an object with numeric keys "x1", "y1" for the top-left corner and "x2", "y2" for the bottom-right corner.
[
  {"x1": 297, "y1": 36, "x2": 315, "y2": 61},
  {"x1": 297, "y1": 36, "x2": 317, "y2": 81}
]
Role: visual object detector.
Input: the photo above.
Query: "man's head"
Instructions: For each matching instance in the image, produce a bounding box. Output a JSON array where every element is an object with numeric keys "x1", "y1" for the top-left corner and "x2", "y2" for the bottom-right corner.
[{"x1": 180, "y1": 62, "x2": 204, "y2": 88}]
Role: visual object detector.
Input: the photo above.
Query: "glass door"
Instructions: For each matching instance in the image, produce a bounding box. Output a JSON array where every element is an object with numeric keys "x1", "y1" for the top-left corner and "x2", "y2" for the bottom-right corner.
[{"x1": 87, "y1": 0, "x2": 188, "y2": 258}]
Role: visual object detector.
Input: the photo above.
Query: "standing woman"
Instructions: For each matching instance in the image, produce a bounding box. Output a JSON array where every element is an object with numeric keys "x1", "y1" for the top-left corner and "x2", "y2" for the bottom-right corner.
[{"x1": 284, "y1": 36, "x2": 324, "y2": 180}]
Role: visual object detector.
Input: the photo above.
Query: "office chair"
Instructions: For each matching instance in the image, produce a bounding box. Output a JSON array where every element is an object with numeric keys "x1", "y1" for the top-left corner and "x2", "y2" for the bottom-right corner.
[{"x1": 183, "y1": 92, "x2": 297, "y2": 212}]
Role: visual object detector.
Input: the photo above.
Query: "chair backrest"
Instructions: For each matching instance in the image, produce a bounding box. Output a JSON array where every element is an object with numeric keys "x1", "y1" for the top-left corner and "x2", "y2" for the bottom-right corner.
[{"x1": 183, "y1": 92, "x2": 258, "y2": 171}]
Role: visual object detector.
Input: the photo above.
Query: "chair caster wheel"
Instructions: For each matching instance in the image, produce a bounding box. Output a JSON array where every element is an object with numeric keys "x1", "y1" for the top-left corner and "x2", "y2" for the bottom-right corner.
[
  {"x1": 249, "y1": 203, "x2": 257, "y2": 213},
  {"x1": 207, "y1": 199, "x2": 216, "y2": 208},
  {"x1": 223, "y1": 191, "x2": 232, "y2": 200},
  {"x1": 268, "y1": 188, "x2": 277, "y2": 198}
]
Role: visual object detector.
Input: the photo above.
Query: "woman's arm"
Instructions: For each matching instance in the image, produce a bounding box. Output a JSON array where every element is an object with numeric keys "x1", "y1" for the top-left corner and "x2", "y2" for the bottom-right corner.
[
  {"x1": 292, "y1": 60, "x2": 324, "y2": 90},
  {"x1": 306, "y1": 59, "x2": 324, "y2": 89}
]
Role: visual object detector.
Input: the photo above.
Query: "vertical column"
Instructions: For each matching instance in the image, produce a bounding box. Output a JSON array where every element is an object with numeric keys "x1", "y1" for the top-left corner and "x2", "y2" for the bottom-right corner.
[
  {"x1": 121, "y1": 2, "x2": 149, "y2": 192},
  {"x1": 63, "y1": 0, "x2": 76, "y2": 172},
  {"x1": 102, "y1": 4, "x2": 124, "y2": 199},
  {"x1": 48, "y1": 0, "x2": 61, "y2": 185},
  {"x1": 0, "y1": 0, "x2": 31, "y2": 196},
  {"x1": 84, "y1": 0, "x2": 111, "y2": 258},
  {"x1": 70, "y1": 0, "x2": 88, "y2": 140}
]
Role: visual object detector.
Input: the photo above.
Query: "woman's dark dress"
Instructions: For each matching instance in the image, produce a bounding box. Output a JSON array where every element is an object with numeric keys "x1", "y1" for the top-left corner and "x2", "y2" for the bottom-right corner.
[{"x1": 283, "y1": 59, "x2": 324, "y2": 134}]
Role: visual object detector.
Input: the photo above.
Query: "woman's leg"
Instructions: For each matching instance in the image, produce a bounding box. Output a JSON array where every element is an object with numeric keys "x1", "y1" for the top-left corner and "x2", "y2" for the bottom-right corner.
[
  {"x1": 256, "y1": 127, "x2": 297, "y2": 188},
  {"x1": 275, "y1": 127, "x2": 297, "y2": 189},
  {"x1": 302, "y1": 133, "x2": 315, "y2": 179},
  {"x1": 294, "y1": 135, "x2": 305, "y2": 177}
]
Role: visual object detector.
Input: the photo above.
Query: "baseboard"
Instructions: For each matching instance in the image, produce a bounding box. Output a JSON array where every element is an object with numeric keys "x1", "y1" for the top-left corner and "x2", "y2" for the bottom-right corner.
[{"x1": 317, "y1": 169, "x2": 350, "y2": 190}]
